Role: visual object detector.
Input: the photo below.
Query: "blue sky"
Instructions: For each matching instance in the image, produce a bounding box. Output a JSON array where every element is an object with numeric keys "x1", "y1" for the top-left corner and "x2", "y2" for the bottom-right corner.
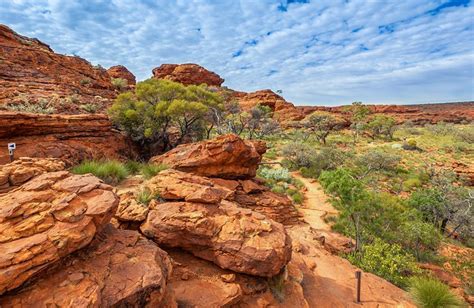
[{"x1": 0, "y1": 0, "x2": 473, "y2": 106}]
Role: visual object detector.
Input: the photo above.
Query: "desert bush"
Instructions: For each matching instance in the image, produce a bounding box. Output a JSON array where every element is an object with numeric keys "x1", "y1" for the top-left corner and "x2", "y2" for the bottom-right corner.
[
  {"x1": 111, "y1": 77, "x2": 128, "y2": 90},
  {"x1": 71, "y1": 160, "x2": 129, "y2": 184},
  {"x1": 281, "y1": 143, "x2": 317, "y2": 169},
  {"x1": 67, "y1": 94, "x2": 80, "y2": 104},
  {"x1": 258, "y1": 167, "x2": 291, "y2": 182},
  {"x1": 140, "y1": 164, "x2": 168, "y2": 179},
  {"x1": 403, "y1": 177, "x2": 423, "y2": 191},
  {"x1": 399, "y1": 220, "x2": 441, "y2": 261},
  {"x1": 356, "y1": 150, "x2": 401, "y2": 174},
  {"x1": 80, "y1": 103, "x2": 100, "y2": 113},
  {"x1": 402, "y1": 138, "x2": 419, "y2": 150},
  {"x1": 426, "y1": 122, "x2": 456, "y2": 136},
  {"x1": 290, "y1": 191, "x2": 304, "y2": 204},
  {"x1": 124, "y1": 160, "x2": 142, "y2": 174},
  {"x1": 409, "y1": 277, "x2": 463, "y2": 308},
  {"x1": 80, "y1": 78, "x2": 91, "y2": 86},
  {"x1": 366, "y1": 115, "x2": 397, "y2": 140},
  {"x1": 347, "y1": 238, "x2": 420, "y2": 287},
  {"x1": 271, "y1": 185, "x2": 286, "y2": 194},
  {"x1": 455, "y1": 127, "x2": 474, "y2": 143},
  {"x1": 6, "y1": 98, "x2": 56, "y2": 114}
]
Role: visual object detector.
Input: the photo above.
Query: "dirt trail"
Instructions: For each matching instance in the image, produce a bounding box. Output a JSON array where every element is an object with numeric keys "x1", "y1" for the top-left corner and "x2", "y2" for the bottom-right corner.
[{"x1": 292, "y1": 172, "x2": 338, "y2": 231}]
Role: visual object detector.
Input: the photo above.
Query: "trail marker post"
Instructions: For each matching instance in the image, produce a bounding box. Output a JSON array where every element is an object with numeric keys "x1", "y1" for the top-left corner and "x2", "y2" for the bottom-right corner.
[
  {"x1": 355, "y1": 270, "x2": 362, "y2": 303},
  {"x1": 8, "y1": 143, "x2": 16, "y2": 162}
]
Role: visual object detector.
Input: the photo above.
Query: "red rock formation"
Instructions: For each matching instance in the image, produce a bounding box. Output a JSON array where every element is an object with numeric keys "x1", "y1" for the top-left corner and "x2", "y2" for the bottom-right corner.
[
  {"x1": 141, "y1": 200, "x2": 292, "y2": 277},
  {"x1": 0, "y1": 112, "x2": 135, "y2": 166},
  {"x1": 107, "y1": 65, "x2": 136, "y2": 87},
  {"x1": 152, "y1": 63, "x2": 224, "y2": 86},
  {"x1": 149, "y1": 134, "x2": 265, "y2": 179},
  {"x1": 0, "y1": 157, "x2": 65, "y2": 192},
  {"x1": 0, "y1": 24, "x2": 120, "y2": 113},
  {"x1": 0, "y1": 225, "x2": 173, "y2": 307},
  {"x1": 0, "y1": 171, "x2": 118, "y2": 294}
]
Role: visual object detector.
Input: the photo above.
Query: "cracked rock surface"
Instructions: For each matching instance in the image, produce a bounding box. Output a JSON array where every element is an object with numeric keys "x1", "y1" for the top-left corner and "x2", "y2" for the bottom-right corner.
[
  {"x1": 0, "y1": 225, "x2": 173, "y2": 307},
  {"x1": 141, "y1": 200, "x2": 292, "y2": 277},
  {"x1": 0, "y1": 171, "x2": 118, "y2": 294}
]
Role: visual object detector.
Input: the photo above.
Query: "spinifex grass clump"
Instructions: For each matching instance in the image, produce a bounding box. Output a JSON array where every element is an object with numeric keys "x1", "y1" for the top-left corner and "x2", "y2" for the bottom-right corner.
[
  {"x1": 140, "y1": 164, "x2": 168, "y2": 179},
  {"x1": 409, "y1": 277, "x2": 463, "y2": 308},
  {"x1": 71, "y1": 160, "x2": 129, "y2": 185}
]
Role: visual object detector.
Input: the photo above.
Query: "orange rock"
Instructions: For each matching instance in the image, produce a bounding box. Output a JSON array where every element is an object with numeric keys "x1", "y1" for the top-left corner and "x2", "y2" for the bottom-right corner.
[
  {"x1": 0, "y1": 112, "x2": 135, "y2": 166},
  {"x1": 141, "y1": 200, "x2": 292, "y2": 277},
  {"x1": 0, "y1": 171, "x2": 118, "y2": 294},
  {"x1": 149, "y1": 134, "x2": 266, "y2": 179},
  {"x1": 0, "y1": 157, "x2": 65, "y2": 192},
  {"x1": 106, "y1": 65, "x2": 136, "y2": 87},
  {"x1": 152, "y1": 63, "x2": 224, "y2": 86},
  {"x1": 145, "y1": 169, "x2": 233, "y2": 203},
  {"x1": 0, "y1": 225, "x2": 173, "y2": 307},
  {"x1": 419, "y1": 263, "x2": 462, "y2": 288}
]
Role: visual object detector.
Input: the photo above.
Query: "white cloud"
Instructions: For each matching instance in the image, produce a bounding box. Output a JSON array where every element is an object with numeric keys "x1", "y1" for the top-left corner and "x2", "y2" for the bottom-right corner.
[{"x1": 0, "y1": 0, "x2": 472, "y2": 105}]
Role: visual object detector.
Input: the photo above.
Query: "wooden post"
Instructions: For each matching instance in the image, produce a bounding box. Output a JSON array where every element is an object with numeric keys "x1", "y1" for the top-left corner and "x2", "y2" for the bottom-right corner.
[
  {"x1": 355, "y1": 271, "x2": 362, "y2": 303},
  {"x1": 8, "y1": 149, "x2": 14, "y2": 162}
]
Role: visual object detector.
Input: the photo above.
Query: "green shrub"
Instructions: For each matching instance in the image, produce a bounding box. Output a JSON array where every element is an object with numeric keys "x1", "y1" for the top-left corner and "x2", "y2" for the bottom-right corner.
[
  {"x1": 356, "y1": 150, "x2": 401, "y2": 173},
  {"x1": 271, "y1": 185, "x2": 286, "y2": 194},
  {"x1": 140, "y1": 164, "x2": 167, "y2": 179},
  {"x1": 403, "y1": 177, "x2": 422, "y2": 191},
  {"x1": 71, "y1": 160, "x2": 129, "y2": 184},
  {"x1": 80, "y1": 78, "x2": 91, "y2": 86},
  {"x1": 258, "y1": 167, "x2": 291, "y2": 182},
  {"x1": 67, "y1": 94, "x2": 80, "y2": 104},
  {"x1": 111, "y1": 77, "x2": 128, "y2": 90},
  {"x1": 136, "y1": 188, "x2": 154, "y2": 206},
  {"x1": 264, "y1": 149, "x2": 278, "y2": 160},
  {"x1": 125, "y1": 160, "x2": 142, "y2": 174},
  {"x1": 80, "y1": 103, "x2": 100, "y2": 113},
  {"x1": 291, "y1": 192, "x2": 304, "y2": 204},
  {"x1": 455, "y1": 128, "x2": 474, "y2": 143},
  {"x1": 409, "y1": 277, "x2": 463, "y2": 308},
  {"x1": 347, "y1": 238, "x2": 420, "y2": 287},
  {"x1": 6, "y1": 98, "x2": 56, "y2": 114}
]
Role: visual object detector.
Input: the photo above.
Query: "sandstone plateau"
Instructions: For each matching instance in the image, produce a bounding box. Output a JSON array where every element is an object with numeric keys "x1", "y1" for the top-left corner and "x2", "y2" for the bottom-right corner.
[{"x1": 106, "y1": 65, "x2": 136, "y2": 87}]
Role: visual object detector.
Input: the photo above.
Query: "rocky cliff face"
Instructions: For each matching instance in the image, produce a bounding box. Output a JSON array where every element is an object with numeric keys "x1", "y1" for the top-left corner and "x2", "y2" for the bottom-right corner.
[
  {"x1": 152, "y1": 63, "x2": 224, "y2": 86},
  {"x1": 0, "y1": 25, "x2": 135, "y2": 113},
  {"x1": 0, "y1": 112, "x2": 134, "y2": 165}
]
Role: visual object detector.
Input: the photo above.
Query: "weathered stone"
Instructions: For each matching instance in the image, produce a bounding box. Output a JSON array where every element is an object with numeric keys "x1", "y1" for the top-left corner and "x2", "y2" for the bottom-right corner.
[
  {"x1": 150, "y1": 134, "x2": 266, "y2": 179},
  {"x1": 0, "y1": 157, "x2": 65, "y2": 192},
  {"x1": 152, "y1": 63, "x2": 224, "y2": 86},
  {"x1": 0, "y1": 171, "x2": 118, "y2": 294},
  {"x1": 107, "y1": 65, "x2": 136, "y2": 87},
  {"x1": 0, "y1": 225, "x2": 173, "y2": 307},
  {"x1": 144, "y1": 169, "x2": 233, "y2": 203},
  {"x1": 0, "y1": 112, "x2": 134, "y2": 166},
  {"x1": 140, "y1": 200, "x2": 292, "y2": 277}
]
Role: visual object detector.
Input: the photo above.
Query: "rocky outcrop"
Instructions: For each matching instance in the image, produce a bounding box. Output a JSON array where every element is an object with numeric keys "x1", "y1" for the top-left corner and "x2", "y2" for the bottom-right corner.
[
  {"x1": 0, "y1": 24, "x2": 119, "y2": 113},
  {"x1": 0, "y1": 157, "x2": 65, "y2": 192},
  {"x1": 107, "y1": 65, "x2": 136, "y2": 87},
  {"x1": 144, "y1": 169, "x2": 233, "y2": 203},
  {"x1": 141, "y1": 200, "x2": 292, "y2": 277},
  {"x1": 149, "y1": 134, "x2": 265, "y2": 179},
  {"x1": 0, "y1": 171, "x2": 118, "y2": 294},
  {"x1": 0, "y1": 112, "x2": 134, "y2": 166},
  {"x1": 152, "y1": 63, "x2": 224, "y2": 86},
  {"x1": 0, "y1": 225, "x2": 173, "y2": 307}
]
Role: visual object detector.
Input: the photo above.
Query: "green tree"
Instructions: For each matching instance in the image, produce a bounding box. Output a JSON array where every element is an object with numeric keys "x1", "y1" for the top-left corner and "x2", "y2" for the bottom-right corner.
[
  {"x1": 349, "y1": 101, "x2": 371, "y2": 143},
  {"x1": 108, "y1": 79, "x2": 223, "y2": 157},
  {"x1": 303, "y1": 112, "x2": 341, "y2": 144},
  {"x1": 366, "y1": 115, "x2": 397, "y2": 140}
]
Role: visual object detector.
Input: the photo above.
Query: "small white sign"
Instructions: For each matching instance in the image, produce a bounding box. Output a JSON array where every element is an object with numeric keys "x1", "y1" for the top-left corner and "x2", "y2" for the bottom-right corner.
[{"x1": 8, "y1": 143, "x2": 16, "y2": 150}]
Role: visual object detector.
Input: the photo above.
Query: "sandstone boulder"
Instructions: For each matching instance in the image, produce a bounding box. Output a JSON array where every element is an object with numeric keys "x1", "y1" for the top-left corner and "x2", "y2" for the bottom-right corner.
[
  {"x1": 152, "y1": 63, "x2": 224, "y2": 86},
  {"x1": 0, "y1": 171, "x2": 118, "y2": 294},
  {"x1": 0, "y1": 225, "x2": 173, "y2": 307},
  {"x1": 0, "y1": 157, "x2": 65, "y2": 192},
  {"x1": 149, "y1": 134, "x2": 266, "y2": 179},
  {"x1": 145, "y1": 169, "x2": 233, "y2": 203},
  {"x1": 107, "y1": 65, "x2": 136, "y2": 87},
  {"x1": 141, "y1": 200, "x2": 292, "y2": 277}
]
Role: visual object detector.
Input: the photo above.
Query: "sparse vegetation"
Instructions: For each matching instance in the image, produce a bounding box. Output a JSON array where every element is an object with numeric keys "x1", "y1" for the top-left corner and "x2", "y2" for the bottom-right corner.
[
  {"x1": 80, "y1": 103, "x2": 100, "y2": 113},
  {"x1": 71, "y1": 160, "x2": 129, "y2": 184},
  {"x1": 409, "y1": 277, "x2": 463, "y2": 308},
  {"x1": 111, "y1": 77, "x2": 128, "y2": 91},
  {"x1": 6, "y1": 98, "x2": 56, "y2": 114}
]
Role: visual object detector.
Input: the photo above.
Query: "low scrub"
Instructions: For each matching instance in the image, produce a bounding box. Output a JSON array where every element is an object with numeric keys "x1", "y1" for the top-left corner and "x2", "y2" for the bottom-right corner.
[
  {"x1": 71, "y1": 160, "x2": 129, "y2": 185},
  {"x1": 409, "y1": 277, "x2": 463, "y2": 308},
  {"x1": 140, "y1": 163, "x2": 168, "y2": 179}
]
